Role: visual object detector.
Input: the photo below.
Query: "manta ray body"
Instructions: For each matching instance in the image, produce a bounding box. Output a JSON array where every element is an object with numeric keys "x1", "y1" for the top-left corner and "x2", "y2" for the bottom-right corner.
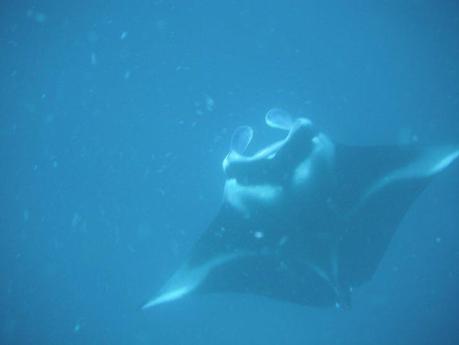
[{"x1": 144, "y1": 109, "x2": 459, "y2": 309}]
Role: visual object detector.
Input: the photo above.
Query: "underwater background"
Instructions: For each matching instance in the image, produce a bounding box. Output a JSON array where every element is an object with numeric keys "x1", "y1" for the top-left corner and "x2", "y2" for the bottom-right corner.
[{"x1": 1, "y1": 1, "x2": 459, "y2": 344}]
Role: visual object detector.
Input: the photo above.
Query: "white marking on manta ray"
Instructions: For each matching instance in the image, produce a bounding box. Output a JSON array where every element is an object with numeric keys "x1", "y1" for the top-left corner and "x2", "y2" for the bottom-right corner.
[
  {"x1": 224, "y1": 178, "x2": 283, "y2": 215},
  {"x1": 265, "y1": 108, "x2": 295, "y2": 131},
  {"x1": 362, "y1": 147, "x2": 459, "y2": 203},
  {"x1": 292, "y1": 133, "x2": 335, "y2": 188},
  {"x1": 222, "y1": 116, "x2": 315, "y2": 175},
  {"x1": 143, "y1": 252, "x2": 246, "y2": 309},
  {"x1": 222, "y1": 140, "x2": 285, "y2": 173},
  {"x1": 230, "y1": 125, "x2": 253, "y2": 155}
]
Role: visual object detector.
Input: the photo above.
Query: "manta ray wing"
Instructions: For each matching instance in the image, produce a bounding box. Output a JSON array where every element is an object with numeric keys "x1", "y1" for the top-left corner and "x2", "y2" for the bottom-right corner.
[{"x1": 333, "y1": 145, "x2": 459, "y2": 287}]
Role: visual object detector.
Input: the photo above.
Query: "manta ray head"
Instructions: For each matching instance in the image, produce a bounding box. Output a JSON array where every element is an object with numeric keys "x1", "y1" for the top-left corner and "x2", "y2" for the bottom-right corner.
[{"x1": 222, "y1": 110, "x2": 335, "y2": 216}]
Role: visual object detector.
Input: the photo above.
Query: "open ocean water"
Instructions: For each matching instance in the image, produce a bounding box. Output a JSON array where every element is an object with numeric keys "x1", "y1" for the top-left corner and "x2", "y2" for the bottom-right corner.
[{"x1": 1, "y1": 1, "x2": 459, "y2": 344}]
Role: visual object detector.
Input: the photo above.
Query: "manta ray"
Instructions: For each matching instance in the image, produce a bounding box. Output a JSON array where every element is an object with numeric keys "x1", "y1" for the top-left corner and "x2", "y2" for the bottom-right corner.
[{"x1": 144, "y1": 109, "x2": 459, "y2": 309}]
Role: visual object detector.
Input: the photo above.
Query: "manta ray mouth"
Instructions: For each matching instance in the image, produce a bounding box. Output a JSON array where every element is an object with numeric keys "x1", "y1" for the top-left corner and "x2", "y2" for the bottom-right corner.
[{"x1": 222, "y1": 117, "x2": 318, "y2": 184}]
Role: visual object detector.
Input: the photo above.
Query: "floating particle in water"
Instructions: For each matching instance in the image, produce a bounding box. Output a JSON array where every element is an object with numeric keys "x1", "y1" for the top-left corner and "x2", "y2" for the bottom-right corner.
[
  {"x1": 278, "y1": 236, "x2": 288, "y2": 246},
  {"x1": 27, "y1": 9, "x2": 47, "y2": 23},
  {"x1": 120, "y1": 31, "x2": 128, "y2": 40},
  {"x1": 278, "y1": 261, "x2": 289, "y2": 272},
  {"x1": 175, "y1": 65, "x2": 190, "y2": 72},
  {"x1": 335, "y1": 302, "x2": 341, "y2": 309},
  {"x1": 87, "y1": 31, "x2": 99, "y2": 43},
  {"x1": 45, "y1": 114, "x2": 55, "y2": 124},
  {"x1": 72, "y1": 212, "x2": 81, "y2": 228},
  {"x1": 205, "y1": 95, "x2": 215, "y2": 112},
  {"x1": 91, "y1": 53, "x2": 97, "y2": 65},
  {"x1": 156, "y1": 19, "x2": 167, "y2": 33},
  {"x1": 397, "y1": 128, "x2": 419, "y2": 145},
  {"x1": 23, "y1": 209, "x2": 29, "y2": 222},
  {"x1": 155, "y1": 165, "x2": 167, "y2": 174},
  {"x1": 73, "y1": 323, "x2": 80, "y2": 333},
  {"x1": 216, "y1": 226, "x2": 226, "y2": 238},
  {"x1": 137, "y1": 223, "x2": 152, "y2": 240},
  {"x1": 254, "y1": 231, "x2": 264, "y2": 239},
  {"x1": 34, "y1": 12, "x2": 47, "y2": 23}
]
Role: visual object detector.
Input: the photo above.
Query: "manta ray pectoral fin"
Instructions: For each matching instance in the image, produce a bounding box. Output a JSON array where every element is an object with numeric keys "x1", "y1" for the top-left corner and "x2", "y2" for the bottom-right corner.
[
  {"x1": 335, "y1": 145, "x2": 459, "y2": 287},
  {"x1": 362, "y1": 146, "x2": 459, "y2": 202},
  {"x1": 333, "y1": 145, "x2": 459, "y2": 212}
]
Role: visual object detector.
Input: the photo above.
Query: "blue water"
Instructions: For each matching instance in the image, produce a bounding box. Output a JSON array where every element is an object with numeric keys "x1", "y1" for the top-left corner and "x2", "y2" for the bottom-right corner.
[{"x1": 1, "y1": 1, "x2": 459, "y2": 344}]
